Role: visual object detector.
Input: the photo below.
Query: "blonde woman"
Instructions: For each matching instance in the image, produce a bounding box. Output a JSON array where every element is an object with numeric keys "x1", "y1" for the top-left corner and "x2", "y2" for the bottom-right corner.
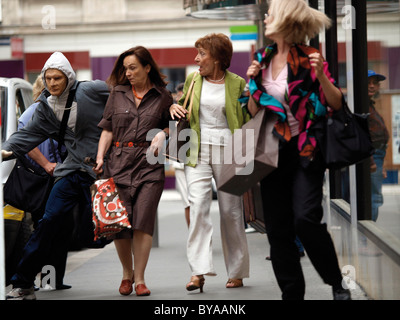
[{"x1": 246, "y1": 0, "x2": 350, "y2": 300}]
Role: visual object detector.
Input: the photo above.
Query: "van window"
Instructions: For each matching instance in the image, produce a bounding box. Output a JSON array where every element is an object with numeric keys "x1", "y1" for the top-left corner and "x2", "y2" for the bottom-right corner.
[{"x1": 16, "y1": 89, "x2": 28, "y2": 118}]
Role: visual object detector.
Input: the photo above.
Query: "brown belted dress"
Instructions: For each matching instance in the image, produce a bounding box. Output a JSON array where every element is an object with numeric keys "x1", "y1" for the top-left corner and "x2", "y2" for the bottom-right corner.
[{"x1": 98, "y1": 84, "x2": 172, "y2": 237}]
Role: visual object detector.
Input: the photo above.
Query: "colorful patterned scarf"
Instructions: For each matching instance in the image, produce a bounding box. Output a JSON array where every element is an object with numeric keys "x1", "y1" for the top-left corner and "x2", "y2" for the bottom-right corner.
[{"x1": 242, "y1": 43, "x2": 338, "y2": 165}]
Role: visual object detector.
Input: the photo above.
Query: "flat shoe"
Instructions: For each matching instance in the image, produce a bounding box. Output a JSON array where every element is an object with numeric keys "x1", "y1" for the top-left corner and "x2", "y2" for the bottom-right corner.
[
  {"x1": 136, "y1": 284, "x2": 151, "y2": 296},
  {"x1": 226, "y1": 279, "x2": 243, "y2": 288},
  {"x1": 119, "y1": 279, "x2": 133, "y2": 295},
  {"x1": 119, "y1": 272, "x2": 135, "y2": 296}
]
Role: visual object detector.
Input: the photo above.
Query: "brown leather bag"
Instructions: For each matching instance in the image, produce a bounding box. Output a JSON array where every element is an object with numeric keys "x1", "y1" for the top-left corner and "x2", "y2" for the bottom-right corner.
[{"x1": 164, "y1": 72, "x2": 197, "y2": 163}]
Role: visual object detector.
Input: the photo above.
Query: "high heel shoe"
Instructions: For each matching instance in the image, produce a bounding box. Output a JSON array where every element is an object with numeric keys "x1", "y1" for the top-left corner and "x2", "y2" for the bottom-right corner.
[
  {"x1": 186, "y1": 276, "x2": 205, "y2": 293},
  {"x1": 119, "y1": 271, "x2": 135, "y2": 296}
]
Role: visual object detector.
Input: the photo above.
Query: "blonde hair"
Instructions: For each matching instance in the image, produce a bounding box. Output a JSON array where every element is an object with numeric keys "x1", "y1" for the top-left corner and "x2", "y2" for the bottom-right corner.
[
  {"x1": 266, "y1": 0, "x2": 331, "y2": 44},
  {"x1": 32, "y1": 74, "x2": 45, "y2": 101}
]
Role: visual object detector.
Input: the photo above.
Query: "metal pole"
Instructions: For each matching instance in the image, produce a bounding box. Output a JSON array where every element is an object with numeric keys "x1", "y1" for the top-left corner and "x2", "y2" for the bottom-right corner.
[
  {"x1": 309, "y1": 0, "x2": 320, "y2": 50},
  {"x1": 351, "y1": 0, "x2": 371, "y2": 220},
  {"x1": 324, "y1": 0, "x2": 343, "y2": 200},
  {"x1": 0, "y1": 105, "x2": 5, "y2": 300}
]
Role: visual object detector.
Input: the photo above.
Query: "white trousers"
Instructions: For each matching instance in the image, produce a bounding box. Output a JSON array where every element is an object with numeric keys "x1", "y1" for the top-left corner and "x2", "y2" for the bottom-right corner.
[{"x1": 185, "y1": 144, "x2": 250, "y2": 279}]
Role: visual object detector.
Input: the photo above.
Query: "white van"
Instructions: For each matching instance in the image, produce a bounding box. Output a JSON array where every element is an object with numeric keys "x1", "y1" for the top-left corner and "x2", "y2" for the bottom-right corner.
[{"x1": 0, "y1": 77, "x2": 34, "y2": 183}]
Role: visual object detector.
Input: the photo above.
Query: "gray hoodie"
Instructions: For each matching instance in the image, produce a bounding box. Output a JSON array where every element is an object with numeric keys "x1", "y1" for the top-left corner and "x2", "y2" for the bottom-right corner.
[
  {"x1": 42, "y1": 52, "x2": 78, "y2": 131},
  {"x1": 3, "y1": 52, "x2": 109, "y2": 179}
]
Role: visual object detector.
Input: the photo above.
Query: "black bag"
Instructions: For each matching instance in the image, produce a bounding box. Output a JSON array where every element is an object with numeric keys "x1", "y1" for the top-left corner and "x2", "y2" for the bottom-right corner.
[
  {"x1": 313, "y1": 105, "x2": 374, "y2": 169},
  {"x1": 164, "y1": 119, "x2": 191, "y2": 163},
  {"x1": 4, "y1": 156, "x2": 54, "y2": 213},
  {"x1": 164, "y1": 72, "x2": 197, "y2": 163}
]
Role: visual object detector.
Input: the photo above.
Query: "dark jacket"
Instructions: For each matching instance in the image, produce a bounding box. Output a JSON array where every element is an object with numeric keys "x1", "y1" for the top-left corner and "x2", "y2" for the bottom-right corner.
[{"x1": 3, "y1": 80, "x2": 109, "y2": 179}]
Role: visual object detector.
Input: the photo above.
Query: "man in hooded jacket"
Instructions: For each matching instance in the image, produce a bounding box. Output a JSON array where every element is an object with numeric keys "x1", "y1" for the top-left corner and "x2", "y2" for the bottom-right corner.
[{"x1": 3, "y1": 52, "x2": 109, "y2": 300}]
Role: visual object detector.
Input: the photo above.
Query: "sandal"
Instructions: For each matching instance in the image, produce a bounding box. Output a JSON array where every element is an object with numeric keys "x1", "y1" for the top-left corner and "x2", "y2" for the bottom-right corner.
[
  {"x1": 226, "y1": 278, "x2": 243, "y2": 288},
  {"x1": 186, "y1": 275, "x2": 205, "y2": 293}
]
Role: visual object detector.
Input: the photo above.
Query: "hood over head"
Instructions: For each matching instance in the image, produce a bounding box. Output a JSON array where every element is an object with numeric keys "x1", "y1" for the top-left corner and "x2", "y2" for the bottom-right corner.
[{"x1": 41, "y1": 52, "x2": 76, "y2": 98}]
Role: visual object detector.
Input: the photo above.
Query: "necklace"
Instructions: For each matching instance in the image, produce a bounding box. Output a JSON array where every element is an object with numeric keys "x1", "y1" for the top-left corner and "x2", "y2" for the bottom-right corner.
[
  {"x1": 132, "y1": 86, "x2": 143, "y2": 100},
  {"x1": 206, "y1": 73, "x2": 225, "y2": 83}
]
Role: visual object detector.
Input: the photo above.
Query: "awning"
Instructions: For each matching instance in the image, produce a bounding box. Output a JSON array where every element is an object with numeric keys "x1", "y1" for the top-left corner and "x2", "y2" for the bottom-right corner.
[{"x1": 183, "y1": 0, "x2": 268, "y2": 21}]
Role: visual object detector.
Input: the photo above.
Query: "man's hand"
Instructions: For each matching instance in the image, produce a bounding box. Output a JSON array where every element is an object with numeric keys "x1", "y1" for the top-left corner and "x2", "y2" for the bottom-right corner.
[{"x1": 1, "y1": 150, "x2": 13, "y2": 159}]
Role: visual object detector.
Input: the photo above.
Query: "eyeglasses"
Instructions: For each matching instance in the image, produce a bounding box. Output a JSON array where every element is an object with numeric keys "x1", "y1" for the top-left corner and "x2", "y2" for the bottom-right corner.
[{"x1": 265, "y1": 13, "x2": 269, "y2": 19}]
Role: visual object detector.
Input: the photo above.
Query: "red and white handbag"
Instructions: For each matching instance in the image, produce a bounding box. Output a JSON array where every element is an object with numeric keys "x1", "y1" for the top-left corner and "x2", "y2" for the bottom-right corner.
[{"x1": 90, "y1": 177, "x2": 131, "y2": 240}]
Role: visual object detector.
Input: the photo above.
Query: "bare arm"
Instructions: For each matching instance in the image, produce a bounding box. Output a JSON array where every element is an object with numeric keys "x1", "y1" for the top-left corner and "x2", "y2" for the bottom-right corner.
[
  {"x1": 245, "y1": 60, "x2": 263, "y2": 117},
  {"x1": 93, "y1": 129, "x2": 113, "y2": 175},
  {"x1": 309, "y1": 53, "x2": 343, "y2": 111},
  {"x1": 27, "y1": 147, "x2": 56, "y2": 176}
]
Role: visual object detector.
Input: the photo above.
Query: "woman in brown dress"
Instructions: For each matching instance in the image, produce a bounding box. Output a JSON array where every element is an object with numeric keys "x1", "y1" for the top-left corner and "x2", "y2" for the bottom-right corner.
[{"x1": 93, "y1": 46, "x2": 172, "y2": 296}]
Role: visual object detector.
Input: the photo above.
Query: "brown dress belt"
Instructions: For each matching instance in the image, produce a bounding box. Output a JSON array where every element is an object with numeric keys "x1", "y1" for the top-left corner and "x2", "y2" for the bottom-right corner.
[{"x1": 113, "y1": 141, "x2": 150, "y2": 148}]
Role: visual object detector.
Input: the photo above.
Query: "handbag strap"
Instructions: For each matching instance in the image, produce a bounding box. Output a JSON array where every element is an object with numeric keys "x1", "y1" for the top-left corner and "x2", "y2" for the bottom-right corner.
[{"x1": 182, "y1": 72, "x2": 198, "y2": 122}]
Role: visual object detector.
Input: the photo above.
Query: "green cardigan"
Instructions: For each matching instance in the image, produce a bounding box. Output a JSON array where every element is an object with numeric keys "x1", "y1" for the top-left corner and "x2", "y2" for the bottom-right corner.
[{"x1": 178, "y1": 70, "x2": 250, "y2": 167}]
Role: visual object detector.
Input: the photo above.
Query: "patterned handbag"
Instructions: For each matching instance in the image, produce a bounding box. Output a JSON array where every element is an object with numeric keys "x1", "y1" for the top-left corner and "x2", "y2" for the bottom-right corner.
[{"x1": 90, "y1": 177, "x2": 131, "y2": 240}]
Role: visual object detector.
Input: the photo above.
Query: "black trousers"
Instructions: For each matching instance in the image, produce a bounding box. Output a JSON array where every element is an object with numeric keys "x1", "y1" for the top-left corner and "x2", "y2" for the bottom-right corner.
[{"x1": 260, "y1": 137, "x2": 342, "y2": 300}]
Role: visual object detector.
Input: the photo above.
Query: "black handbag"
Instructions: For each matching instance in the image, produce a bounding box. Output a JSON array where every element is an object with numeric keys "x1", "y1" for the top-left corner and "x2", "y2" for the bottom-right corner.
[
  {"x1": 164, "y1": 118, "x2": 191, "y2": 163},
  {"x1": 313, "y1": 104, "x2": 374, "y2": 169},
  {"x1": 4, "y1": 155, "x2": 54, "y2": 213},
  {"x1": 164, "y1": 73, "x2": 197, "y2": 163}
]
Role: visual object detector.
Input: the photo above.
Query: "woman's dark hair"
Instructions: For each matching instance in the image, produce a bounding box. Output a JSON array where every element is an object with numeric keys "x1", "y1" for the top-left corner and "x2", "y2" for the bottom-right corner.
[
  {"x1": 195, "y1": 33, "x2": 233, "y2": 71},
  {"x1": 107, "y1": 46, "x2": 168, "y2": 88}
]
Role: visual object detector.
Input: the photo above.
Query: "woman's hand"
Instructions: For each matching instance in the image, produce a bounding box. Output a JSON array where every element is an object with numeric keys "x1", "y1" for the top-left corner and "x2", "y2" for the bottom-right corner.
[
  {"x1": 246, "y1": 60, "x2": 262, "y2": 79},
  {"x1": 309, "y1": 53, "x2": 324, "y2": 79},
  {"x1": 309, "y1": 52, "x2": 343, "y2": 111},
  {"x1": 170, "y1": 103, "x2": 187, "y2": 120},
  {"x1": 149, "y1": 130, "x2": 167, "y2": 157},
  {"x1": 93, "y1": 158, "x2": 104, "y2": 175},
  {"x1": 93, "y1": 129, "x2": 112, "y2": 176}
]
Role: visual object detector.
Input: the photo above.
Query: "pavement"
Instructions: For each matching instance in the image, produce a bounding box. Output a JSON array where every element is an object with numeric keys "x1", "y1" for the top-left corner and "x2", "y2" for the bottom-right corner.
[{"x1": 11, "y1": 190, "x2": 368, "y2": 305}]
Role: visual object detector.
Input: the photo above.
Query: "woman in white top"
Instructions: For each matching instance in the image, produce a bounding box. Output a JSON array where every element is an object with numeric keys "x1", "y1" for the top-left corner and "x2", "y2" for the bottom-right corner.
[{"x1": 170, "y1": 33, "x2": 251, "y2": 292}]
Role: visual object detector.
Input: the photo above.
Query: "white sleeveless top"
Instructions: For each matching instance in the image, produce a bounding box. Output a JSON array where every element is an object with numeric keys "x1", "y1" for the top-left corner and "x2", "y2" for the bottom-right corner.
[{"x1": 199, "y1": 79, "x2": 231, "y2": 146}]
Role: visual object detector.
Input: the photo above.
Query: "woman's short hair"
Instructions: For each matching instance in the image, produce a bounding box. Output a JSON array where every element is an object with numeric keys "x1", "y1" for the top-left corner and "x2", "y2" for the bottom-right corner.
[
  {"x1": 266, "y1": 0, "x2": 331, "y2": 44},
  {"x1": 195, "y1": 33, "x2": 233, "y2": 71},
  {"x1": 107, "y1": 46, "x2": 168, "y2": 88}
]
